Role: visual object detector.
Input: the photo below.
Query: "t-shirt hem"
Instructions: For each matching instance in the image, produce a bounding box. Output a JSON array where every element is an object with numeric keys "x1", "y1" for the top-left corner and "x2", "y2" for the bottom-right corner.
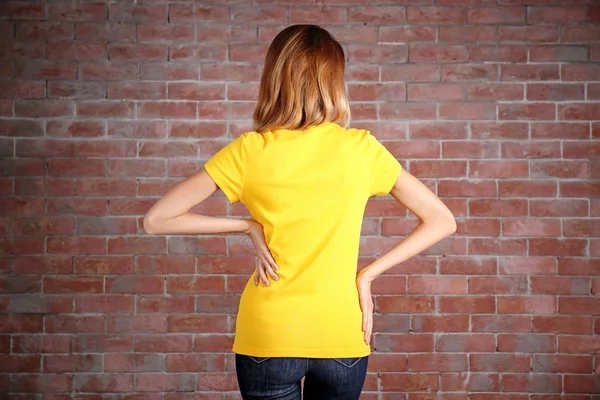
[
  {"x1": 377, "y1": 162, "x2": 402, "y2": 197},
  {"x1": 233, "y1": 345, "x2": 371, "y2": 358},
  {"x1": 204, "y1": 162, "x2": 239, "y2": 203}
]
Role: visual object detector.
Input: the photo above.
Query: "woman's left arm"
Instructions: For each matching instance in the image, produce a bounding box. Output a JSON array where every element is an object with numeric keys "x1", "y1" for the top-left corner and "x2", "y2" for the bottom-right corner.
[
  {"x1": 144, "y1": 168, "x2": 251, "y2": 235},
  {"x1": 143, "y1": 168, "x2": 279, "y2": 286}
]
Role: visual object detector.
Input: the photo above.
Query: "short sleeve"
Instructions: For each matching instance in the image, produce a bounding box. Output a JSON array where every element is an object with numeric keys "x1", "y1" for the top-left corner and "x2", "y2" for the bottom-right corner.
[
  {"x1": 204, "y1": 135, "x2": 245, "y2": 203},
  {"x1": 365, "y1": 132, "x2": 402, "y2": 197}
]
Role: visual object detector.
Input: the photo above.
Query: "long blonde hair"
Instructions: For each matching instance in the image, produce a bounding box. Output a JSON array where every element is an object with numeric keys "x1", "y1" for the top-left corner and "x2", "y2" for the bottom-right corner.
[{"x1": 253, "y1": 25, "x2": 351, "y2": 133}]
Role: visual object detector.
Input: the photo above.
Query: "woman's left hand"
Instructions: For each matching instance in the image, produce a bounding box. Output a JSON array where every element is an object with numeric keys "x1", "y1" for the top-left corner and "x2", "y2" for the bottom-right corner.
[{"x1": 246, "y1": 220, "x2": 279, "y2": 286}]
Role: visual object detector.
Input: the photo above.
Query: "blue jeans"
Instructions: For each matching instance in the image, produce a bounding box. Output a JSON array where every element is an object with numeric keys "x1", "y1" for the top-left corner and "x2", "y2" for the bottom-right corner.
[{"x1": 235, "y1": 354, "x2": 369, "y2": 400}]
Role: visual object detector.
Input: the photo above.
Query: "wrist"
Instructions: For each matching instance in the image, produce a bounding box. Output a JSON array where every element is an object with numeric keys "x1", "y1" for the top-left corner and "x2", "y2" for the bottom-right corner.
[{"x1": 357, "y1": 268, "x2": 376, "y2": 283}]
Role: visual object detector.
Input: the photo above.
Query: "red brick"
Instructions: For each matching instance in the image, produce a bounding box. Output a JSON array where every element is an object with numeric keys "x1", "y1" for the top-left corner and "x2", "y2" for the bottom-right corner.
[
  {"x1": 171, "y1": 43, "x2": 228, "y2": 62},
  {"x1": 107, "y1": 315, "x2": 167, "y2": 333},
  {"x1": 407, "y1": 6, "x2": 465, "y2": 23},
  {"x1": 409, "y1": 45, "x2": 467, "y2": 62},
  {"x1": 136, "y1": 373, "x2": 195, "y2": 392},
  {"x1": 109, "y1": 44, "x2": 167, "y2": 61},
  {"x1": 408, "y1": 83, "x2": 465, "y2": 101},
  {"x1": 470, "y1": 45, "x2": 527, "y2": 62},
  {"x1": 137, "y1": 295, "x2": 196, "y2": 314},
  {"x1": 440, "y1": 102, "x2": 496, "y2": 120},
  {"x1": 563, "y1": 219, "x2": 600, "y2": 237},
  {"x1": 377, "y1": 296, "x2": 435, "y2": 314},
  {"x1": 407, "y1": 276, "x2": 467, "y2": 294},
  {"x1": 534, "y1": 354, "x2": 592, "y2": 373},
  {"x1": 74, "y1": 335, "x2": 132, "y2": 353},
  {"x1": 108, "y1": 159, "x2": 165, "y2": 178},
  {"x1": 0, "y1": 354, "x2": 40, "y2": 372},
  {"x1": 503, "y1": 218, "x2": 561, "y2": 237},
  {"x1": 44, "y1": 355, "x2": 102, "y2": 373},
  {"x1": 531, "y1": 45, "x2": 588, "y2": 62},
  {"x1": 46, "y1": 120, "x2": 105, "y2": 138},
  {"x1": 73, "y1": 374, "x2": 133, "y2": 392},
  {"x1": 470, "y1": 199, "x2": 527, "y2": 217},
  {"x1": 16, "y1": 99, "x2": 74, "y2": 118},
  {"x1": 563, "y1": 26, "x2": 600, "y2": 43},
  {"x1": 16, "y1": 21, "x2": 73, "y2": 40},
  {"x1": 532, "y1": 200, "x2": 588, "y2": 218},
  {"x1": 76, "y1": 22, "x2": 135, "y2": 43},
  {"x1": 199, "y1": 24, "x2": 256, "y2": 43},
  {"x1": 560, "y1": 181, "x2": 600, "y2": 197},
  {"x1": 10, "y1": 374, "x2": 72, "y2": 393},
  {"x1": 138, "y1": 101, "x2": 196, "y2": 119},
  {"x1": 348, "y1": 44, "x2": 408, "y2": 64},
  {"x1": 12, "y1": 334, "x2": 71, "y2": 353},
  {"x1": 380, "y1": 26, "x2": 436, "y2": 43},
  {"x1": 108, "y1": 120, "x2": 166, "y2": 139},
  {"x1": 166, "y1": 353, "x2": 225, "y2": 372},
  {"x1": 75, "y1": 295, "x2": 133, "y2": 314},
  {"x1": 13, "y1": 217, "x2": 71, "y2": 238},
  {"x1": 438, "y1": 180, "x2": 497, "y2": 197},
  {"x1": 559, "y1": 258, "x2": 600, "y2": 276},
  {"x1": 534, "y1": 316, "x2": 593, "y2": 334},
  {"x1": 528, "y1": 83, "x2": 584, "y2": 101},
  {"x1": 410, "y1": 161, "x2": 467, "y2": 178},
  {"x1": 436, "y1": 334, "x2": 495, "y2": 353},
  {"x1": 77, "y1": 178, "x2": 136, "y2": 196},
  {"x1": 0, "y1": 40, "x2": 45, "y2": 59},
  {"x1": 106, "y1": 82, "x2": 166, "y2": 100},
  {"x1": 135, "y1": 335, "x2": 193, "y2": 353},
  {"x1": 532, "y1": 122, "x2": 590, "y2": 139},
  {"x1": 564, "y1": 375, "x2": 600, "y2": 394},
  {"x1": 166, "y1": 276, "x2": 225, "y2": 294},
  {"x1": 469, "y1": 276, "x2": 528, "y2": 294},
  {"x1": 500, "y1": 26, "x2": 558, "y2": 43},
  {"x1": 412, "y1": 315, "x2": 469, "y2": 332},
  {"x1": 380, "y1": 372, "x2": 439, "y2": 392},
  {"x1": 0, "y1": 315, "x2": 42, "y2": 333},
  {"x1": 348, "y1": 83, "x2": 406, "y2": 102},
  {"x1": 1, "y1": 3, "x2": 45, "y2": 20},
  {"x1": 499, "y1": 103, "x2": 555, "y2": 120},
  {"x1": 349, "y1": 6, "x2": 406, "y2": 23},
  {"x1": 559, "y1": 298, "x2": 600, "y2": 315},
  {"x1": 369, "y1": 354, "x2": 407, "y2": 373},
  {"x1": 44, "y1": 276, "x2": 103, "y2": 294},
  {"x1": 80, "y1": 61, "x2": 138, "y2": 81},
  {"x1": 105, "y1": 276, "x2": 164, "y2": 294},
  {"x1": 471, "y1": 354, "x2": 530, "y2": 372},
  {"x1": 498, "y1": 334, "x2": 556, "y2": 353},
  {"x1": 469, "y1": 238, "x2": 527, "y2": 255},
  {"x1": 109, "y1": 4, "x2": 167, "y2": 23},
  {"x1": 382, "y1": 64, "x2": 439, "y2": 82},
  {"x1": 76, "y1": 100, "x2": 135, "y2": 118},
  {"x1": 14, "y1": 255, "x2": 72, "y2": 274},
  {"x1": 502, "y1": 373, "x2": 561, "y2": 393},
  {"x1": 0, "y1": 196, "x2": 45, "y2": 215},
  {"x1": 468, "y1": 7, "x2": 525, "y2": 23},
  {"x1": 168, "y1": 315, "x2": 228, "y2": 333},
  {"x1": 467, "y1": 83, "x2": 523, "y2": 100},
  {"x1": 442, "y1": 64, "x2": 498, "y2": 82},
  {"x1": 468, "y1": 122, "x2": 525, "y2": 140},
  {"x1": 501, "y1": 295, "x2": 557, "y2": 314},
  {"x1": 15, "y1": 139, "x2": 75, "y2": 158},
  {"x1": 46, "y1": 315, "x2": 105, "y2": 333},
  {"x1": 409, "y1": 354, "x2": 467, "y2": 372},
  {"x1": 108, "y1": 237, "x2": 166, "y2": 255},
  {"x1": 15, "y1": 177, "x2": 75, "y2": 197},
  {"x1": 499, "y1": 180, "x2": 558, "y2": 198},
  {"x1": 376, "y1": 333, "x2": 434, "y2": 353},
  {"x1": 529, "y1": 6, "x2": 587, "y2": 23},
  {"x1": 105, "y1": 354, "x2": 164, "y2": 372},
  {"x1": 501, "y1": 64, "x2": 559, "y2": 81},
  {"x1": 79, "y1": 141, "x2": 137, "y2": 158},
  {"x1": 48, "y1": 42, "x2": 107, "y2": 60},
  {"x1": 531, "y1": 161, "x2": 588, "y2": 179},
  {"x1": 439, "y1": 26, "x2": 497, "y2": 43},
  {"x1": 530, "y1": 239, "x2": 587, "y2": 256}
]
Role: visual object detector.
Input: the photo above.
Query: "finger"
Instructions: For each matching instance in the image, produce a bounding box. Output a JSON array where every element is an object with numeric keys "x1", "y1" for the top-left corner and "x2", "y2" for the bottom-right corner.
[
  {"x1": 254, "y1": 269, "x2": 259, "y2": 286},
  {"x1": 258, "y1": 264, "x2": 270, "y2": 286},
  {"x1": 266, "y1": 253, "x2": 279, "y2": 271},
  {"x1": 262, "y1": 257, "x2": 279, "y2": 280}
]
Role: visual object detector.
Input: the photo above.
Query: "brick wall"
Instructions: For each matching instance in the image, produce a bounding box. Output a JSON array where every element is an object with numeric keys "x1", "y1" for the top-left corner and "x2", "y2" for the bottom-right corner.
[{"x1": 0, "y1": 0, "x2": 599, "y2": 398}]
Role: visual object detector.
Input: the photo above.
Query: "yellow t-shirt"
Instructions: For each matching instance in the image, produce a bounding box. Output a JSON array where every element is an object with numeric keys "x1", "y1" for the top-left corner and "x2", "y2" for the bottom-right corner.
[{"x1": 204, "y1": 121, "x2": 402, "y2": 358}]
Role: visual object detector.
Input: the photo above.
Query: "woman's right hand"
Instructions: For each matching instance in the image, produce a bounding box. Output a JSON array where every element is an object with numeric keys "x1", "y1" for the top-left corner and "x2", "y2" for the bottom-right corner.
[
  {"x1": 356, "y1": 272, "x2": 374, "y2": 345},
  {"x1": 246, "y1": 220, "x2": 279, "y2": 286}
]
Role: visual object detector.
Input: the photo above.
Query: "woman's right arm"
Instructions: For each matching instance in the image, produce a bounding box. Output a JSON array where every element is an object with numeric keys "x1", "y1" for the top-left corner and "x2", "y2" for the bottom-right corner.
[{"x1": 357, "y1": 170, "x2": 457, "y2": 344}]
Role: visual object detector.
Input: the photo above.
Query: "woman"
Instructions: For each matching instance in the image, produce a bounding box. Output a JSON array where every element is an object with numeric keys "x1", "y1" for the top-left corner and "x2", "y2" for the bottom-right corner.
[{"x1": 144, "y1": 25, "x2": 456, "y2": 400}]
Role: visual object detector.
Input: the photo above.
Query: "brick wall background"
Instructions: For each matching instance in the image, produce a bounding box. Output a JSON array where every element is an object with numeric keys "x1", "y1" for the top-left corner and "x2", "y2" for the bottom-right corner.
[{"x1": 1, "y1": 0, "x2": 599, "y2": 398}]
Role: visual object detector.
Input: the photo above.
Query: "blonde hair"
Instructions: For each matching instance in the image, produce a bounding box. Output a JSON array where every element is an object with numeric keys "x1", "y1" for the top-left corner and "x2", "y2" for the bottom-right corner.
[{"x1": 253, "y1": 25, "x2": 350, "y2": 133}]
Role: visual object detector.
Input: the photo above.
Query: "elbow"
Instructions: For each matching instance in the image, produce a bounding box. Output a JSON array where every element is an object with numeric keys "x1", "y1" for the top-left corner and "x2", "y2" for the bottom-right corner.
[
  {"x1": 143, "y1": 213, "x2": 160, "y2": 235},
  {"x1": 445, "y1": 213, "x2": 457, "y2": 236}
]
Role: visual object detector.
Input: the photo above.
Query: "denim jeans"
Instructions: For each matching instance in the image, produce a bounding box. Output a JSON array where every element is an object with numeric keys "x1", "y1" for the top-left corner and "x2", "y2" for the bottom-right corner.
[{"x1": 235, "y1": 354, "x2": 369, "y2": 400}]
